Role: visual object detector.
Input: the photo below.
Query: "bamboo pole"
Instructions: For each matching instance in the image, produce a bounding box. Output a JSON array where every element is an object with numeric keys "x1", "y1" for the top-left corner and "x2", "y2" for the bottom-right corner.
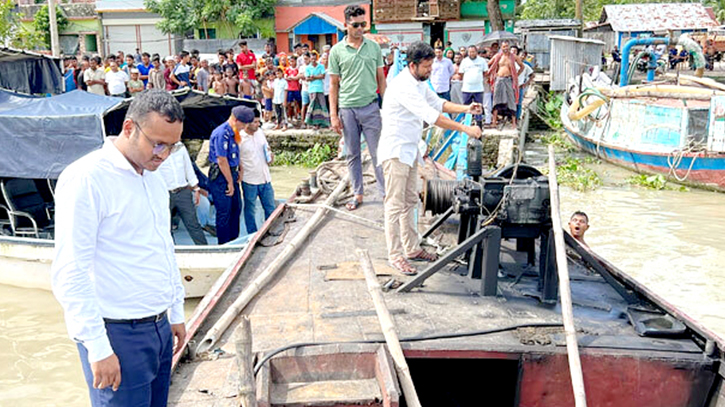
[
  {"x1": 357, "y1": 249, "x2": 422, "y2": 407},
  {"x1": 548, "y1": 145, "x2": 588, "y2": 407},
  {"x1": 195, "y1": 174, "x2": 350, "y2": 355},
  {"x1": 234, "y1": 316, "x2": 256, "y2": 407}
]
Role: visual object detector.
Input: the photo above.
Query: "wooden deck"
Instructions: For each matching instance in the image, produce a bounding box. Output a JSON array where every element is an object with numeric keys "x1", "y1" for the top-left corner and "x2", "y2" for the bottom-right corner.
[{"x1": 169, "y1": 163, "x2": 715, "y2": 406}]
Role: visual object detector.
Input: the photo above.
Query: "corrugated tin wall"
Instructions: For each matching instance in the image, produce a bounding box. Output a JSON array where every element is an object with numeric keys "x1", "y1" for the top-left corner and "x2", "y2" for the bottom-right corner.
[
  {"x1": 523, "y1": 30, "x2": 576, "y2": 70},
  {"x1": 550, "y1": 36, "x2": 604, "y2": 91}
]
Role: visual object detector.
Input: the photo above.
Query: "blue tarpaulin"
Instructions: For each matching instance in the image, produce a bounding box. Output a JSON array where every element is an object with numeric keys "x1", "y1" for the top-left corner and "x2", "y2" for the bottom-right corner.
[{"x1": 0, "y1": 89, "x2": 122, "y2": 179}]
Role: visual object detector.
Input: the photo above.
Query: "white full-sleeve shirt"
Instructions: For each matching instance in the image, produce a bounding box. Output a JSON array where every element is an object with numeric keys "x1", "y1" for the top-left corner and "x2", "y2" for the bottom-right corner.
[
  {"x1": 378, "y1": 68, "x2": 445, "y2": 167},
  {"x1": 51, "y1": 138, "x2": 185, "y2": 363},
  {"x1": 158, "y1": 144, "x2": 199, "y2": 191}
]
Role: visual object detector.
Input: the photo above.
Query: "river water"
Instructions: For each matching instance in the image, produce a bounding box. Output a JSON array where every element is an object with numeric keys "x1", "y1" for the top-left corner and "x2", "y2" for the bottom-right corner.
[{"x1": 2, "y1": 160, "x2": 725, "y2": 405}]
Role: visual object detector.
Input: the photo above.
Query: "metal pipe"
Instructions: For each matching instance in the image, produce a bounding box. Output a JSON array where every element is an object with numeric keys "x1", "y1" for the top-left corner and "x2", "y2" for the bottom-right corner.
[{"x1": 619, "y1": 37, "x2": 670, "y2": 87}]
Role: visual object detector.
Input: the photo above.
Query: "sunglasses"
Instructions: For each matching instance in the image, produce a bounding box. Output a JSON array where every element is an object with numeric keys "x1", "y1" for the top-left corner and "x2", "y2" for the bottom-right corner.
[
  {"x1": 133, "y1": 121, "x2": 182, "y2": 155},
  {"x1": 349, "y1": 21, "x2": 367, "y2": 29}
]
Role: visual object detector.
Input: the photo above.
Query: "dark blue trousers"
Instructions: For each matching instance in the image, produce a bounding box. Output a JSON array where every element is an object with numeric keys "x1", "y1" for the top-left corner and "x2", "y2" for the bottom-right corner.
[
  {"x1": 242, "y1": 181, "x2": 276, "y2": 234},
  {"x1": 77, "y1": 316, "x2": 173, "y2": 407},
  {"x1": 210, "y1": 170, "x2": 241, "y2": 244}
]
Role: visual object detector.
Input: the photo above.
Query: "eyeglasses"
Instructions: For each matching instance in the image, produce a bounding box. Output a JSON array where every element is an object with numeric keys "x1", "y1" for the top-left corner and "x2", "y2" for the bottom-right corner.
[
  {"x1": 133, "y1": 121, "x2": 182, "y2": 155},
  {"x1": 349, "y1": 21, "x2": 367, "y2": 29}
]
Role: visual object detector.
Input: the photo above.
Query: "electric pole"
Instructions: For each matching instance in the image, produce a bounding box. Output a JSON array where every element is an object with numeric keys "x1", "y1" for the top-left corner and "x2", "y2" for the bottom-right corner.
[
  {"x1": 48, "y1": 0, "x2": 60, "y2": 56},
  {"x1": 575, "y1": 0, "x2": 583, "y2": 37}
]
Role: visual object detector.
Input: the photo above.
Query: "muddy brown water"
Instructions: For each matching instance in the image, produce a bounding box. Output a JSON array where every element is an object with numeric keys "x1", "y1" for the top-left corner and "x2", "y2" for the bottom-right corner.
[{"x1": 2, "y1": 160, "x2": 725, "y2": 405}]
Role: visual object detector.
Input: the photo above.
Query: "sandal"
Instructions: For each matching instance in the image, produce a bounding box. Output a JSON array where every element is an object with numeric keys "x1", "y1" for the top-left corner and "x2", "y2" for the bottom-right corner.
[
  {"x1": 345, "y1": 199, "x2": 363, "y2": 211},
  {"x1": 407, "y1": 249, "x2": 438, "y2": 262},
  {"x1": 389, "y1": 257, "x2": 417, "y2": 276}
]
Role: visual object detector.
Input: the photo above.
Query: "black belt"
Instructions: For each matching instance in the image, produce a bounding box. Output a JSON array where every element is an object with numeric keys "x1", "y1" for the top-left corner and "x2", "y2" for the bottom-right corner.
[
  {"x1": 170, "y1": 186, "x2": 188, "y2": 194},
  {"x1": 103, "y1": 311, "x2": 167, "y2": 324}
]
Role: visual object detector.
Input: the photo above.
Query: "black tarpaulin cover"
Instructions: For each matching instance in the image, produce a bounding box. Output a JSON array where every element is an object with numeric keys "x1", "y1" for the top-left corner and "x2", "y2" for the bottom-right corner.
[
  {"x1": 103, "y1": 88, "x2": 259, "y2": 140},
  {"x1": 0, "y1": 89, "x2": 122, "y2": 179},
  {"x1": 0, "y1": 47, "x2": 64, "y2": 95}
]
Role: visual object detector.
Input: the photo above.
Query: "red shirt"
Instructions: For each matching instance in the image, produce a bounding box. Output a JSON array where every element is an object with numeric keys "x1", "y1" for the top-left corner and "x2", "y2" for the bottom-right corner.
[
  {"x1": 285, "y1": 67, "x2": 300, "y2": 91},
  {"x1": 236, "y1": 51, "x2": 257, "y2": 80}
]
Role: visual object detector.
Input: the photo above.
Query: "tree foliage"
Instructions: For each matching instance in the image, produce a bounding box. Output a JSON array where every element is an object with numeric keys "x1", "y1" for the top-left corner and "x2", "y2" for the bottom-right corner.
[
  {"x1": 0, "y1": 0, "x2": 42, "y2": 49},
  {"x1": 33, "y1": 4, "x2": 69, "y2": 49},
  {"x1": 145, "y1": 0, "x2": 276, "y2": 38},
  {"x1": 520, "y1": 0, "x2": 678, "y2": 22}
]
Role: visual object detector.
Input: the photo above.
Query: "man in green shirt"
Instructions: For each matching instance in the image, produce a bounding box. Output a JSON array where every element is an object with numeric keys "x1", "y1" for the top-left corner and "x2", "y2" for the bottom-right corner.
[{"x1": 329, "y1": 5, "x2": 386, "y2": 210}]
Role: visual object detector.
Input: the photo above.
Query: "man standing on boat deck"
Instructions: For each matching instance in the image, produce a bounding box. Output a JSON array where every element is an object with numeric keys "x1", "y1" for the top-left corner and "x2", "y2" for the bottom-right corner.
[
  {"x1": 329, "y1": 4, "x2": 387, "y2": 211},
  {"x1": 208, "y1": 105, "x2": 252, "y2": 244},
  {"x1": 158, "y1": 143, "x2": 208, "y2": 245},
  {"x1": 51, "y1": 89, "x2": 186, "y2": 407},
  {"x1": 239, "y1": 108, "x2": 276, "y2": 234},
  {"x1": 379, "y1": 41, "x2": 482, "y2": 276}
]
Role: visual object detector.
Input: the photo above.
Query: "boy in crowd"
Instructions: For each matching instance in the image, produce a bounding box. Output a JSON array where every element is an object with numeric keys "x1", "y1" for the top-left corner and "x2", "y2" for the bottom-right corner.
[
  {"x1": 211, "y1": 69, "x2": 227, "y2": 95},
  {"x1": 272, "y1": 68, "x2": 288, "y2": 130},
  {"x1": 285, "y1": 56, "x2": 302, "y2": 124},
  {"x1": 128, "y1": 69, "x2": 144, "y2": 95},
  {"x1": 240, "y1": 70, "x2": 254, "y2": 100},
  {"x1": 261, "y1": 71, "x2": 275, "y2": 123},
  {"x1": 224, "y1": 66, "x2": 240, "y2": 97}
]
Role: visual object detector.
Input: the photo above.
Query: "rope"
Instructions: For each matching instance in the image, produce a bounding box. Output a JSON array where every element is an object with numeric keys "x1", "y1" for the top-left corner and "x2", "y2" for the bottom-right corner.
[{"x1": 666, "y1": 142, "x2": 704, "y2": 182}]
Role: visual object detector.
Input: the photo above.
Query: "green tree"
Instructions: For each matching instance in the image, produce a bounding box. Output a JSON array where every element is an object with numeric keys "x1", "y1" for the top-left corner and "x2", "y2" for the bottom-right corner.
[
  {"x1": 0, "y1": 0, "x2": 42, "y2": 48},
  {"x1": 33, "y1": 4, "x2": 68, "y2": 49},
  {"x1": 145, "y1": 0, "x2": 276, "y2": 38}
]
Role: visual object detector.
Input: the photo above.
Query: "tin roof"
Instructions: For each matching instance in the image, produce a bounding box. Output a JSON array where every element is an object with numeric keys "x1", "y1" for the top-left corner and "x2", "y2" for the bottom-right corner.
[
  {"x1": 515, "y1": 19, "x2": 581, "y2": 29},
  {"x1": 600, "y1": 3, "x2": 719, "y2": 33}
]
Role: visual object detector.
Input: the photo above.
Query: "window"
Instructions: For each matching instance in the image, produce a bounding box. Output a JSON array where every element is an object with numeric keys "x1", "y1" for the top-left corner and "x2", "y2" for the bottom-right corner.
[
  {"x1": 198, "y1": 28, "x2": 216, "y2": 39},
  {"x1": 85, "y1": 34, "x2": 97, "y2": 53}
]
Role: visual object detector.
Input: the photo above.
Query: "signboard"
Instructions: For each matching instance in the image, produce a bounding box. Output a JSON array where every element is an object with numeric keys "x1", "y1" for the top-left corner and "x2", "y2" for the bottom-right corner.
[{"x1": 709, "y1": 96, "x2": 725, "y2": 152}]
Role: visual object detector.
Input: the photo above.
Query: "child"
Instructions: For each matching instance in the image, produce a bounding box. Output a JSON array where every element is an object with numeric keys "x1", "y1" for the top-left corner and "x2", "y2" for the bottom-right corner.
[
  {"x1": 224, "y1": 66, "x2": 239, "y2": 97},
  {"x1": 148, "y1": 57, "x2": 165, "y2": 89},
  {"x1": 261, "y1": 71, "x2": 275, "y2": 123},
  {"x1": 284, "y1": 56, "x2": 301, "y2": 124},
  {"x1": 272, "y1": 68, "x2": 288, "y2": 130},
  {"x1": 210, "y1": 69, "x2": 226, "y2": 95},
  {"x1": 239, "y1": 70, "x2": 254, "y2": 100},
  {"x1": 127, "y1": 69, "x2": 144, "y2": 95}
]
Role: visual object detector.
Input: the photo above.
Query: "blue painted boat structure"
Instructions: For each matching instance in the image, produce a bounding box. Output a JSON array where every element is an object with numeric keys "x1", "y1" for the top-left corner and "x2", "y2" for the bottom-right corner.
[{"x1": 562, "y1": 89, "x2": 725, "y2": 191}]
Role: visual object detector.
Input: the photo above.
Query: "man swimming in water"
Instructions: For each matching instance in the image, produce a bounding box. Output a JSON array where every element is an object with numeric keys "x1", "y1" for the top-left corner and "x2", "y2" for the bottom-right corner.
[{"x1": 568, "y1": 211, "x2": 589, "y2": 246}]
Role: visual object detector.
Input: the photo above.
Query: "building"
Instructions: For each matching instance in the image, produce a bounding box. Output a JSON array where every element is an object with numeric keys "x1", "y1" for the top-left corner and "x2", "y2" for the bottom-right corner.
[
  {"x1": 274, "y1": 0, "x2": 369, "y2": 54},
  {"x1": 96, "y1": 0, "x2": 180, "y2": 57},
  {"x1": 372, "y1": 0, "x2": 515, "y2": 51},
  {"x1": 584, "y1": 3, "x2": 720, "y2": 50},
  {"x1": 515, "y1": 19, "x2": 581, "y2": 69},
  {"x1": 18, "y1": 0, "x2": 102, "y2": 56}
]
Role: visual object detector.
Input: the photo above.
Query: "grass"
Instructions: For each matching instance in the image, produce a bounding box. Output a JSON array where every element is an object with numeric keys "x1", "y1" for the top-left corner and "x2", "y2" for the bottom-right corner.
[
  {"x1": 272, "y1": 143, "x2": 335, "y2": 168},
  {"x1": 536, "y1": 91, "x2": 564, "y2": 130},
  {"x1": 539, "y1": 132, "x2": 576, "y2": 153},
  {"x1": 543, "y1": 156, "x2": 602, "y2": 192},
  {"x1": 626, "y1": 174, "x2": 689, "y2": 192}
]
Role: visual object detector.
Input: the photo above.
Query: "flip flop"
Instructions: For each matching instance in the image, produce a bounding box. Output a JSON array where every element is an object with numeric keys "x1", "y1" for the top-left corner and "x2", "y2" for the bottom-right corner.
[
  {"x1": 345, "y1": 199, "x2": 363, "y2": 211},
  {"x1": 407, "y1": 249, "x2": 438, "y2": 262},
  {"x1": 389, "y1": 257, "x2": 417, "y2": 276}
]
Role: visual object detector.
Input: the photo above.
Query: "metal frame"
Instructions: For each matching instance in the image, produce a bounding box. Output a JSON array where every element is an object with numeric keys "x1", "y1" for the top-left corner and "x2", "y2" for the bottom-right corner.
[{"x1": 0, "y1": 180, "x2": 46, "y2": 238}]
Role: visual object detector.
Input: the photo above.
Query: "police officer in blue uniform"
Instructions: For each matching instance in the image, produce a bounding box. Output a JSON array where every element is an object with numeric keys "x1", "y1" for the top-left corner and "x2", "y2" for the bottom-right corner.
[{"x1": 208, "y1": 106, "x2": 253, "y2": 244}]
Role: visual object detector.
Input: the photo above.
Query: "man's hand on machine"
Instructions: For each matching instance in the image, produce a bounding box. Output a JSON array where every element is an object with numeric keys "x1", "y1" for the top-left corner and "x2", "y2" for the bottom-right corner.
[{"x1": 464, "y1": 125, "x2": 482, "y2": 139}]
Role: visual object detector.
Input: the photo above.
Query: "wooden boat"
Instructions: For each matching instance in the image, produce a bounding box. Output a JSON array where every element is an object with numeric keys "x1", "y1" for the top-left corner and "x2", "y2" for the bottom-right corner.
[
  {"x1": 0, "y1": 234, "x2": 248, "y2": 298},
  {"x1": 168, "y1": 160, "x2": 725, "y2": 406},
  {"x1": 561, "y1": 71, "x2": 725, "y2": 192}
]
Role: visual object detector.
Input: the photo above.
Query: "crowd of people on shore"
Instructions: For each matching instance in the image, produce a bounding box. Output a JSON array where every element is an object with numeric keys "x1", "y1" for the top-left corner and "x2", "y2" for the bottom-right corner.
[{"x1": 62, "y1": 32, "x2": 537, "y2": 132}]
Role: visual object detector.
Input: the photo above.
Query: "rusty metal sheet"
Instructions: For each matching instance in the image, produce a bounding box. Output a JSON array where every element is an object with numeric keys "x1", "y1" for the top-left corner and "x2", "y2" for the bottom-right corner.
[{"x1": 603, "y1": 3, "x2": 719, "y2": 33}]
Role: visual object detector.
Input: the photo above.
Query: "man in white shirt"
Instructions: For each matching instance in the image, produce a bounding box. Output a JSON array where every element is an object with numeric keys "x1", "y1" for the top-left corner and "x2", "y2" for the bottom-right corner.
[
  {"x1": 105, "y1": 61, "x2": 129, "y2": 97},
  {"x1": 158, "y1": 144, "x2": 208, "y2": 245},
  {"x1": 458, "y1": 45, "x2": 488, "y2": 124},
  {"x1": 51, "y1": 90, "x2": 186, "y2": 406},
  {"x1": 430, "y1": 46, "x2": 455, "y2": 101},
  {"x1": 84, "y1": 56, "x2": 106, "y2": 96},
  {"x1": 378, "y1": 41, "x2": 482, "y2": 276},
  {"x1": 239, "y1": 108, "x2": 276, "y2": 234}
]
